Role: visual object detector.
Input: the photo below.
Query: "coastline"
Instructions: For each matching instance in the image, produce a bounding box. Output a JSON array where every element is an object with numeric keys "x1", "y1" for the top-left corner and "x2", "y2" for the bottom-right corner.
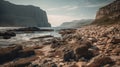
[{"x1": 0, "y1": 24, "x2": 120, "y2": 67}]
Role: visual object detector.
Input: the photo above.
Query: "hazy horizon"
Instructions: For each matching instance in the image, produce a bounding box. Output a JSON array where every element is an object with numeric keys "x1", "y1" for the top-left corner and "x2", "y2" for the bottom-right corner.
[{"x1": 5, "y1": 0, "x2": 114, "y2": 27}]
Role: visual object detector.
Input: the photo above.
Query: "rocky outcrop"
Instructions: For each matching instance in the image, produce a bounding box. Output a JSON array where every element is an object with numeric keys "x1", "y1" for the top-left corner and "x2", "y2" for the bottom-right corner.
[
  {"x1": 92, "y1": 0, "x2": 120, "y2": 24},
  {"x1": 0, "y1": 45, "x2": 22, "y2": 64},
  {"x1": 0, "y1": 0, "x2": 51, "y2": 27},
  {"x1": 0, "y1": 31, "x2": 16, "y2": 39}
]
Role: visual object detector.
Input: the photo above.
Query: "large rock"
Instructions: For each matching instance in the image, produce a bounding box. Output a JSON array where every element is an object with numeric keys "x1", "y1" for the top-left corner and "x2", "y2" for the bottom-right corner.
[
  {"x1": 74, "y1": 45, "x2": 93, "y2": 60},
  {"x1": 0, "y1": 45, "x2": 22, "y2": 64},
  {"x1": 0, "y1": 45, "x2": 36, "y2": 64},
  {"x1": 18, "y1": 49, "x2": 35, "y2": 58},
  {"x1": 2, "y1": 56, "x2": 38, "y2": 67},
  {"x1": 74, "y1": 41, "x2": 95, "y2": 60},
  {"x1": 51, "y1": 38, "x2": 65, "y2": 48},
  {"x1": 0, "y1": 0, "x2": 51, "y2": 27},
  {"x1": 0, "y1": 31, "x2": 16, "y2": 39},
  {"x1": 87, "y1": 55, "x2": 113, "y2": 67}
]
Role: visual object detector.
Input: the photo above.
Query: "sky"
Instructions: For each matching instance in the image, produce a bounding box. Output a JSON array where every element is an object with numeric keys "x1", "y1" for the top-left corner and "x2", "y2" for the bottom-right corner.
[{"x1": 5, "y1": 0, "x2": 114, "y2": 27}]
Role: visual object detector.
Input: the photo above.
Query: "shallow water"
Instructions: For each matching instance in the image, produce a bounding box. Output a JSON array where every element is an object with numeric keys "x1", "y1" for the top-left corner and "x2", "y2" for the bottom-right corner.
[{"x1": 0, "y1": 27, "x2": 62, "y2": 47}]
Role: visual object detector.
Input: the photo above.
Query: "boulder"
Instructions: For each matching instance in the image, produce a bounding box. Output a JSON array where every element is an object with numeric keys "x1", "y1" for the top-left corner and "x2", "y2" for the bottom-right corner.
[
  {"x1": 0, "y1": 31, "x2": 16, "y2": 36},
  {"x1": 3, "y1": 35, "x2": 11, "y2": 39},
  {"x1": 87, "y1": 55, "x2": 113, "y2": 67},
  {"x1": 0, "y1": 45, "x2": 22, "y2": 64},
  {"x1": 75, "y1": 45, "x2": 88, "y2": 55},
  {"x1": 63, "y1": 50, "x2": 75, "y2": 61},
  {"x1": 18, "y1": 49, "x2": 35, "y2": 58},
  {"x1": 2, "y1": 56, "x2": 38, "y2": 67},
  {"x1": 0, "y1": 31, "x2": 16, "y2": 39},
  {"x1": 51, "y1": 38, "x2": 64, "y2": 48},
  {"x1": 75, "y1": 45, "x2": 94, "y2": 60}
]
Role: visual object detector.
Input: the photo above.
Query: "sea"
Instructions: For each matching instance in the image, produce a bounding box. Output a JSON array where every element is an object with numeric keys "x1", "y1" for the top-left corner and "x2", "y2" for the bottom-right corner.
[{"x1": 0, "y1": 27, "x2": 71, "y2": 47}]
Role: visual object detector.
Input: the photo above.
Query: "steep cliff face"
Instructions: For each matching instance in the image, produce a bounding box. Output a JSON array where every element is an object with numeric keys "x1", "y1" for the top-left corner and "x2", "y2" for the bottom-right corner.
[
  {"x1": 92, "y1": 0, "x2": 120, "y2": 24},
  {"x1": 0, "y1": 0, "x2": 51, "y2": 27}
]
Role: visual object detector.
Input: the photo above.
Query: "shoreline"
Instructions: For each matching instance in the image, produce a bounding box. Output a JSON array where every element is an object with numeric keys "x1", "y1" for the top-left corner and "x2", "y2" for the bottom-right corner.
[{"x1": 0, "y1": 24, "x2": 120, "y2": 67}]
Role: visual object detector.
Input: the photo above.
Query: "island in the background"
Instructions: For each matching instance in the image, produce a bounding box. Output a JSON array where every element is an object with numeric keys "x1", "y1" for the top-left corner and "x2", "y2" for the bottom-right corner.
[{"x1": 60, "y1": 19, "x2": 93, "y2": 28}]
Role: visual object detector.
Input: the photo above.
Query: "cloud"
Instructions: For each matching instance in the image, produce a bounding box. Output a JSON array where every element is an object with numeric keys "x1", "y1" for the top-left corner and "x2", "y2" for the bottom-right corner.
[
  {"x1": 47, "y1": 5, "x2": 78, "y2": 11},
  {"x1": 61, "y1": 5, "x2": 71, "y2": 9},
  {"x1": 48, "y1": 15, "x2": 80, "y2": 27},
  {"x1": 66, "y1": 6, "x2": 78, "y2": 10}
]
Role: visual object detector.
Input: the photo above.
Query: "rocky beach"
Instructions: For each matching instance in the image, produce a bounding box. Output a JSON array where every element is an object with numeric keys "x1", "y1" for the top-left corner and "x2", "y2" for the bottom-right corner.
[
  {"x1": 0, "y1": 0, "x2": 120, "y2": 67},
  {"x1": 0, "y1": 24, "x2": 120, "y2": 67}
]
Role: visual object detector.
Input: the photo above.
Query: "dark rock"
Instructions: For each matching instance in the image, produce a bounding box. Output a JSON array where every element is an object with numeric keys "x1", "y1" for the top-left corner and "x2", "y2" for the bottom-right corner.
[
  {"x1": 75, "y1": 45, "x2": 88, "y2": 56},
  {"x1": 0, "y1": 31, "x2": 16, "y2": 39},
  {"x1": 74, "y1": 45, "x2": 94, "y2": 60},
  {"x1": 51, "y1": 38, "x2": 64, "y2": 48},
  {"x1": 16, "y1": 27, "x2": 40, "y2": 31},
  {"x1": 0, "y1": 45, "x2": 36, "y2": 64},
  {"x1": 74, "y1": 41, "x2": 96, "y2": 60},
  {"x1": 3, "y1": 35, "x2": 11, "y2": 39},
  {"x1": 28, "y1": 64, "x2": 39, "y2": 67},
  {"x1": 18, "y1": 49, "x2": 35, "y2": 58},
  {"x1": 0, "y1": 45, "x2": 22, "y2": 64},
  {"x1": 51, "y1": 63, "x2": 57, "y2": 67},
  {"x1": 3, "y1": 56, "x2": 38, "y2": 67},
  {"x1": 63, "y1": 50, "x2": 75, "y2": 61},
  {"x1": 9, "y1": 27, "x2": 54, "y2": 32}
]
